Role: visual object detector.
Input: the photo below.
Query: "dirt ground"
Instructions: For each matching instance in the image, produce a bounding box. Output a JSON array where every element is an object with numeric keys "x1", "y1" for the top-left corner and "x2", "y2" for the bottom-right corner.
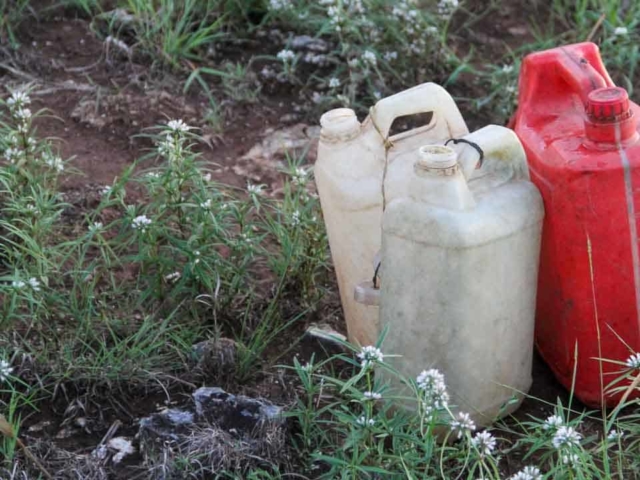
[{"x1": 0, "y1": 3, "x2": 604, "y2": 478}]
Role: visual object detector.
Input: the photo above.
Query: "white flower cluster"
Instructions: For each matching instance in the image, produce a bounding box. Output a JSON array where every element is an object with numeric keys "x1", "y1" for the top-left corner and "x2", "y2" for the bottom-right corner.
[
  {"x1": 43, "y1": 152, "x2": 64, "y2": 172},
  {"x1": 291, "y1": 210, "x2": 301, "y2": 226},
  {"x1": 132, "y1": 215, "x2": 152, "y2": 232},
  {"x1": 363, "y1": 390, "x2": 382, "y2": 401},
  {"x1": 156, "y1": 120, "x2": 191, "y2": 162},
  {"x1": 471, "y1": 430, "x2": 497, "y2": 458},
  {"x1": 542, "y1": 414, "x2": 563, "y2": 431},
  {"x1": 361, "y1": 50, "x2": 377, "y2": 66},
  {"x1": 247, "y1": 183, "x2": 265, "y2": 196},
  {"x1": 357, "y1": 345, "x2": 384, "y2": 368},
  {"x1": 626, "y1": 352, "x2": 640, "y2": 369},
  {"x1": 268, "y1": 0, "x2": 292, "y2": 10},
  {"x1": 416, "y1": 368, "x2": 449, "y2": 412},
  {"x1": 607, "y1": 429, "x2": 624, "y2": 441},
  {"x1": 4, "y1": 91, "x2": 33, "y2": 136},
  {"x1": 0, "y1": 359, "x2": 13, "y2": 383},
  {"x1": 356, "y1": 415, "x2": 375, "y2": 427},
  {"x1": 89, "y1": 222, "x2": 103, "y2": 232},
  {"x1": 165, "y1": 271, "x2": 181, "y2": 282},
  {"x1": 509, "y1": 466, "x2": 542, "y2": 480},
  {"x1": 167, "y1": 119, "x2": 191, "y2": 133},
  {"x1": 12, "y1": 277, "x2": 41, "y2": 291},
  {"x1": 323, "y1": 0, "x2": 365, "y2": 33},
  {"x1": 437, "y1": 0, "x2": 459, "y2": 18},
  {"x1": 449, "y1": 411, "x2": 476, "y2": 438},
  {"x1": 277, "y1": 49, "x2": 296, "y2": 62},
  {"x1": 552, "y1": 425, "x2": 582, "y2": 449}
]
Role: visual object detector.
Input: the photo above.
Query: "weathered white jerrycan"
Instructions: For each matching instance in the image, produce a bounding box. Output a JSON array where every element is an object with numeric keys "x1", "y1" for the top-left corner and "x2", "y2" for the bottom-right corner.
[
  {"x1": 315, "y1": 83, "x2": 469, "y2": 347},
  {"x1": 379, "y1": 127, "x2": 544, "y2": 425}
]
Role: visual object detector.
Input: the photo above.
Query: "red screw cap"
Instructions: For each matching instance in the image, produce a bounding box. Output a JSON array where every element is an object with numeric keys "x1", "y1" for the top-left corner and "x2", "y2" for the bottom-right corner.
[{"x1": 586, "y1": 87, "x2": 631, "y2": 122}]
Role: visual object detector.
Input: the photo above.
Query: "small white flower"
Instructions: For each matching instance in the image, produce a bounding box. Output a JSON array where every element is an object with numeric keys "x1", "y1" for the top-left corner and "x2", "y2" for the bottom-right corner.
[
  {"x1": 450, "y1": 412, "x2": 476, "y2": 438},
  {"x1": 0, "y1": 360, "x2": 13, "y2": 382},
  {"x1": 348, "y1": 58, "x2": 359, "y2": 69},
  {"x1": 4, "y1": 147, "x2": 19, "y2": 162},
  {"x1": 471, "y1": 431, "x2": 497, "y2": 457},
  {"x1": 437, "y1": 0, "x2": 459, "y2": 17},
  {"x1": 247, "y1": 183, "x2": 265, "y2": 196},
  {"x1": 562, "y1": 453, "x2": 580, "y2": 465},
  {"x1": 132, "y1": 215, "x2": 152, "y2": 232},
  {"x1": 426, "y1": 25, "x2": 439, "y2": 36},
  {"x1": 625, "y1": 352, "x2": 640, "y2": 369},
  {"x1": 614, "y1": 26, "x2": 629, "y2": 36},
  {"x1": 416, "y1": 369, "x2": 449, "y2": 412},
  {"x1": 202, "y1": 173, "x2": 212, "y2": 182},
  {"x1": 291, "y1": 210, "x2": 301, "y2": 225},
  {"x1": 146, "y1": 171, "x2": 161, "y2": 179},
  {"x1": 356, "y1": 416, "x2": 375, "y2": 427},
  {"x1": 200, "y1": 199, "x2": 212, "y2": 209},
  {"x1": 269, "y1": 0, "x2": 291, "y2": 10},
  {"x1": 28, "y1": 277, "x2": 41, "y2": 291},
  {"x1": 607, "y1": 429, "x2": 624, "y2": 441},
  {"x1": 329, "y1": 77, "x2": 340, "y2": 88},
  {"x1": 89, "y1": 222, "x2": 103, "y2": 232},
  {"x1": 506, "y1": 85, "x2": 516, "y2": 94},
  {"x1": 43, "y1": 153, "x2": 64, "y2": 172},
  {"x1": 100, "y1": 186, "x2": 112, "y2": 196},
  {"x1": 543, "y1": 414, "x2": 564, "y2": 431},
  {"x1": 301, "y1": 362, "x2": 313, "y2": 372},
  {"x1": 165, "y1": 271, "x2": 181, "y2": 282},
  {"x1": 167, "y1": 119, "x2": 191, "y2": 133},
  {"x1": 11, "y1": 280, "x2": 25, "y2": 289},
  {"x1": 277, "y1": 49, "x2": 296, "y2": 62},
  {"x1": 357, "y1": 345, "x2": 384, "y2": 368},
  {"x1": 292, "y1": 167, "x2": 309, "y2": 185},
  {"x1": 361, "y1": 50, "x2": 377, "y2": 66},
  {"x1": 7, "y1": 91, "x2": 30, "y2": 107},
  {"x1": 14, "y1": 108, "x2": 32, "y2": 121},
  {"x1": 510, "y1": 466, "x2": 542, "y2": 480},
  {"x1": 311, "y1": 91, "x2": 323, "y2": 104},
  {"x1": 552, "y1": 425, "x2": 582, "y2": 449},
  {"x1": 384, "y1": 51, "x2": 398, "y2": 62},
  {"x1": 363, "y1": 391, "x2": 382, "y2": 401},
  {"x1": 502, "y1": 64, "x2": 514, "y2": 74}
]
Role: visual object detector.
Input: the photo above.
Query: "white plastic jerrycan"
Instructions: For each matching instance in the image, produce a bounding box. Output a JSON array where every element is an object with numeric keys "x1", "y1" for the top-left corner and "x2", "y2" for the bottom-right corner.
[
  {"x1": 379, "y1": 129, "x2": 544, "y2": 426},
  {"x1": 315, "y1": 83, "x2": 468, "y2": 347}
]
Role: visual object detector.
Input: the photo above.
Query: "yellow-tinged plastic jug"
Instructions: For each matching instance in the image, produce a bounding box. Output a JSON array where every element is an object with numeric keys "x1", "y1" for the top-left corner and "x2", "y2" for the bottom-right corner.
[
  {"x1": 378, "y1": 126, "x2": 544, "y2": 425},
  {"x1": 315, "y1": 83, "x2": 468, "y2": 346}
]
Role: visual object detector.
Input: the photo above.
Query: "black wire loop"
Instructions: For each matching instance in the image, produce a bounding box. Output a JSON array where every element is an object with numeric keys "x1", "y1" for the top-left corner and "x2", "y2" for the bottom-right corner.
[{"x1": 445, "y1": 138, "x2": 485, "y2": 168}]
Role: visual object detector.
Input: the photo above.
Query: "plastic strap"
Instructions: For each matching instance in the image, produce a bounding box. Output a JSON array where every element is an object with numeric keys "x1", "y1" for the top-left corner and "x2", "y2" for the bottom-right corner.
[{"x1": 445, "y1": 138, "x2": 485, "y2": 168}]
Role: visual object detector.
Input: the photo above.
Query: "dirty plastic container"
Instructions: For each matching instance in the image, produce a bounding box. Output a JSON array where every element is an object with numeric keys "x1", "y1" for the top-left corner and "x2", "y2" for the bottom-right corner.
[
  {"x1": 315, "y1": 83, "x2": 469, "y2": 347},
  {"x1": 512, "y1": 42, "x2": 640, "y2": 407},
  {"x1": 377, "y1": 132, "x2": 544, "y2": 425}
]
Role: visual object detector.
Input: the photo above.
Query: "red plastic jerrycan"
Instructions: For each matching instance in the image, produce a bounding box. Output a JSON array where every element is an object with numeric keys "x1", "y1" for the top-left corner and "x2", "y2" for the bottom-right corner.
[{"x1": 512, "y1": 42, "x2": 640, "y2": 408}]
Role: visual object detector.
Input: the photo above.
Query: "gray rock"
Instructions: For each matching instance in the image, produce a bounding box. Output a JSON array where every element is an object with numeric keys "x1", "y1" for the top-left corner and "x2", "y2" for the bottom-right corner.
[
  {"x1": 138, "y1": 408, "x2": 195, "y2": 442},
  {"x1": 192, "y1": 387, "x2": 283, "y2": 433}
]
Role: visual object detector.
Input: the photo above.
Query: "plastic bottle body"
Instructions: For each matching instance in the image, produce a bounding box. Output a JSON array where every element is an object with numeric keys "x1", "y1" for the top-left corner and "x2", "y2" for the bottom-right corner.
[{"x1": 379, "y1": 144, "x2": 544, "y2": 425}]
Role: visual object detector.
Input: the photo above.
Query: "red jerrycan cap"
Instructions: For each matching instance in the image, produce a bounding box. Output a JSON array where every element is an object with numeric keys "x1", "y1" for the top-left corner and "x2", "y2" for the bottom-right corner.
[
  {"x1": 586, "y1": 87, "x2": 630, "y2": 121},
  {"x1": 584, "y1": 87, "x2": 637, "y2": 144}
]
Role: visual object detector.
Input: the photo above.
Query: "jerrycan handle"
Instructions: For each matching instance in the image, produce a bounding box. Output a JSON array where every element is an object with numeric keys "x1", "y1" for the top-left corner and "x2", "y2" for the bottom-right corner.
[
  {"x1": 453, "y1": 125, "x2": 530, "y2": 183},
  {"x1": 369, "y1": 82, "x2": 469, "y2": 143},
  {"x1": 553, "y1": 47, "x2": 610, "y2": 103},
  {"x1": 517, "y1": 42, "x2": 614, "y2": 113}
]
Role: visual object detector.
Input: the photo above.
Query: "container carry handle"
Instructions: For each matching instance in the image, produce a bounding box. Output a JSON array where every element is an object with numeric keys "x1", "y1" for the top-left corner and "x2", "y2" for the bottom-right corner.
[
  {"x1": 552, "y1": 45, "x2": 611, "y2": 103},
  {"x1": 515, "y1": 42, "x2": 614, "y2": 121},
  {"x1": 451, "y1": 125, "x2": 530, "y2": 183},
  {"x1": 368, "y1": 82, "x2": 469, "y2": 144}
]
